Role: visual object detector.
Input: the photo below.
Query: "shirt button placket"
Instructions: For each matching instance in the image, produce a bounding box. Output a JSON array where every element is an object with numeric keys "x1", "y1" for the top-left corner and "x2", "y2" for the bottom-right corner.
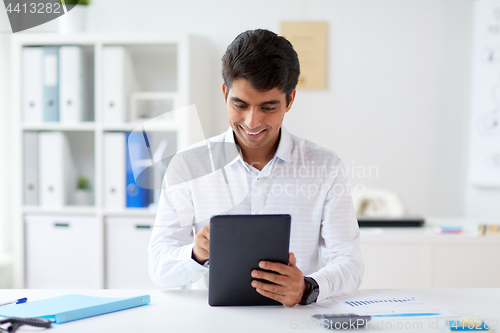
[{"x1": 251, "y1": 177, "x2": 264, "y2": 214}]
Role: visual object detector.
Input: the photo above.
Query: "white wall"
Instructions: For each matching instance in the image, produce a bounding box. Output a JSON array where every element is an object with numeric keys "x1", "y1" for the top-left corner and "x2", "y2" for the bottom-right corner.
[{"x1": 84, "y1": 0, "x2": 472, "y2": 217}]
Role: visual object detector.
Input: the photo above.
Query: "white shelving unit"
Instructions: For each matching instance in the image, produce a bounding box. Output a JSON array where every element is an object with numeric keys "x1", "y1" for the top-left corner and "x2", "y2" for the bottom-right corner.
[{"x1": 11, "y1": 33, "x2": 211, "y2": 288}]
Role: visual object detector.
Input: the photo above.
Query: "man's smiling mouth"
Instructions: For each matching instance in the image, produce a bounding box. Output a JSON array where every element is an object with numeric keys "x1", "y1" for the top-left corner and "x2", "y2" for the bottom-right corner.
[{"x1": 240, "y1": 125, "x2": 266, "y2": 136}]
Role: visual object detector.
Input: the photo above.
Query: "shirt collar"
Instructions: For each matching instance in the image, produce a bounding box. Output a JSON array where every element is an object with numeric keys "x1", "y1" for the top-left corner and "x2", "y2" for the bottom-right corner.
[
  {"x1": 274, "y1": 126, "x2": 292, "y2": 163},
  {"x1": 224, "y1": 125, "x2": 293, "y2": 165}
]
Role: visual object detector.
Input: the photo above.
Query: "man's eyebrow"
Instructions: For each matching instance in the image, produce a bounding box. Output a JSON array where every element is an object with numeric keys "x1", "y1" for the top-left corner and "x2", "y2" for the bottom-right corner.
[
  {"x1": 230, "y1": 97, "x2": 248, "y2": 104},
  {"x1": 259, "y1": 100, "x2": 280, "y2": 106},
  {"x1": 230, "y1": 97, "x2": 281, "y2": 105}
]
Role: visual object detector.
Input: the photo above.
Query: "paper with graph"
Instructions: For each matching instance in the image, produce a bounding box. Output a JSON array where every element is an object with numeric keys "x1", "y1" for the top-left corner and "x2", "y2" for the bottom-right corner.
[{"x1": 308, "y1": 293, "x2": 457, "y2": 319}]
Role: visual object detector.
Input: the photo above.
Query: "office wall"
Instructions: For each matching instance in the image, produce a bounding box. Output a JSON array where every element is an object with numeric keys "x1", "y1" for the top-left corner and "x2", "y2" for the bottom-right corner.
[
  {"x1": 84, "y1": 0, "x2": 472, "y2": 217},
  {"x1": 2, "y1": 0, "x2": 496, "y2": 221}
]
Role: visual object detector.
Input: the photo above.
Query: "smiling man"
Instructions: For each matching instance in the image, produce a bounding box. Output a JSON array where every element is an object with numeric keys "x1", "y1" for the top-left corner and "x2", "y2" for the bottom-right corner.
[{"x1": 149, "y1": 29, "x2": 364, "y2": 307}]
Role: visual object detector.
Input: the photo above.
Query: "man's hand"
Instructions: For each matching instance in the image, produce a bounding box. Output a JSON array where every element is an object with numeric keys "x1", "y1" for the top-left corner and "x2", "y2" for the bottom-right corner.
[
  {"x1": 251, "y1": 252, "x2": 306, "y2": 307},
  {"x1": 192, "y1": 221, "x2": 210, "y2": 264}
]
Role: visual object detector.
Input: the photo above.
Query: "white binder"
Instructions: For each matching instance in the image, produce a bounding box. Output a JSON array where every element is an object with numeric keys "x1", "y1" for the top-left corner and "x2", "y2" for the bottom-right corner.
[
  {"x1": 23, "y1": 131, "x2": 39, "y2": 205},
  {"x1": 22, "y1": 47, "x2": 43, "y2": 123},
  {"x1": 59, "y1": 46, "x2": 89, "y2": 123},
  {"x1": 103, "y1": 47, "x2": 138, "y2": 123},
  {"x1": 103, "y1": 132, "x2": 126, "y2": 208},
  {"x1": 42, "y1": 47, "x2": 59, "y2": 122},
  {"x1": 39, "y1": 132, "x2": 75, "y2": 207}
]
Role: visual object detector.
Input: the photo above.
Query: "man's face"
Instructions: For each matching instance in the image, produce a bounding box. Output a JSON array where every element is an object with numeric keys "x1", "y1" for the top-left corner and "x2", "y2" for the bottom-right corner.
[{"x1": 223, "y1": 78, "x2": 295, "y2": 152}]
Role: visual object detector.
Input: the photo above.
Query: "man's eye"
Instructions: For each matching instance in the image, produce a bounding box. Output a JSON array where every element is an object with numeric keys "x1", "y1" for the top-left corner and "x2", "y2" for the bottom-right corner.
[
  {"x1": 262, "y1": 107, "x2": 276, "y2": 111},
  {"x1": 234, "y1": 104, "x2": 246, "y2": 109}
]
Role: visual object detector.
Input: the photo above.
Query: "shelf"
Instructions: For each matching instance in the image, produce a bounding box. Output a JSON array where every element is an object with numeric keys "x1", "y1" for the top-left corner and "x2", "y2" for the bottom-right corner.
[
  {"x1": 23, "y1": 206, "x2": 97, "y2": 215},
  {"x1": 101, "y1": 122, "x2": 180, "y2": 132},
  {"x1": 12, "y1": 33, "x2": 187, "y2": 46},
  {"x1": 22, "y1": 123, "x2": 96, "y2": 131},
  {"x1": 12, "y1": 33, "x2": 210, "y2": 289},
  {"x1": 103, "y1": 208, "x2": 157, "y2": 217}
]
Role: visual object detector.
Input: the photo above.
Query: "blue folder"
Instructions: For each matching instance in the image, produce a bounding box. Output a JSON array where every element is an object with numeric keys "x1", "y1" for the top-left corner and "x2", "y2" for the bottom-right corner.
[
  {"x1": 0, "y1": 294, "x2": 150, "y2": 324},
  {"x1": 126, "y1": 131, "x2": 153, "y2": 208}
]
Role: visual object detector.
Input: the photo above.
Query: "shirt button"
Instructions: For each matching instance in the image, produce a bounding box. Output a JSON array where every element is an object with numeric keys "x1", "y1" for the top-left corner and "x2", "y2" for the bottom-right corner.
[{"x1": 257, "y1": 178, "x2": 260, "y2": 181}]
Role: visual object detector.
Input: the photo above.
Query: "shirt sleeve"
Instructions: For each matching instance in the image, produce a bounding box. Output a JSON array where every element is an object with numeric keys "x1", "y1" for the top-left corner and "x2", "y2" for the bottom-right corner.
[
  {"x1": 148, "y1": 180, "x2": 209, "y2": 288},
  {"x1": 308, "y1": 158, "x2": 364, "y2": 302}
]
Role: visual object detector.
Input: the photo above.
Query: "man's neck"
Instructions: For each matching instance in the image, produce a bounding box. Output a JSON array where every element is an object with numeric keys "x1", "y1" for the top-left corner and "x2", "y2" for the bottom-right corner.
[{"x1": 235, "y1": 129, "x2": 281, "y2": 171}]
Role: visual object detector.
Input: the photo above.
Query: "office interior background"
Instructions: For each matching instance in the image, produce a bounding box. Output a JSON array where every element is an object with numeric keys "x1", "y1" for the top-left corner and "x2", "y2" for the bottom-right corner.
[{"x1": 0, "y1": 0, "x2": 499, "y2": 290}]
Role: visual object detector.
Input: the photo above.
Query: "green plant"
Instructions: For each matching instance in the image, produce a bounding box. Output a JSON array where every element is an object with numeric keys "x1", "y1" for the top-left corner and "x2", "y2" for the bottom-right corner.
[
  {"x1": 61, "y1": 0, "x2": 91, "y2": 5},
  {"x1": 77, "y1": 176, "x2": 91, "y2": 190}
]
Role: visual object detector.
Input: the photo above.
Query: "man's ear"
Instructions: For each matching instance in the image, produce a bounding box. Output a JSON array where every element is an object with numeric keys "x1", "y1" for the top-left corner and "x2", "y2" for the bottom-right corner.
[
  {"x1": 286, "y1": 89, "x2": 296, "y2": 112},
  {"x1": 222, "y1": 83, "x2": 228, "y2": 104}
]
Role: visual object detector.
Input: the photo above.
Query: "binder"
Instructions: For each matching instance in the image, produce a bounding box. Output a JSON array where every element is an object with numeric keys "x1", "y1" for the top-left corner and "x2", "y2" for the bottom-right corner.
[
  {"x1": 42, "y1": 46, "x2": 59, "y2": 122},
  {"x1": 39, "y1": 132, "x2": 75, "y2": 207},
  {"x1": 103, "y1": 47, "x2": 138, "y2": 123},
  {"x1": 126, "y1": 132, "x2": 152, "y2": 207},
  {"x1": 103, "y1": 132, "x2": 126, "y2": 209},
  {"x1": 59, "y1": 46, "x2": 89, "y2": 123},
  {"x1": 22, "y1": 47, "x2": 43, "y2": 123},
  {"x1": 23, "y1": 131, "x2": 39, "y2": 205},
  {"x1": 0, "y1": 294, "x2": 150, "y2": 324}
]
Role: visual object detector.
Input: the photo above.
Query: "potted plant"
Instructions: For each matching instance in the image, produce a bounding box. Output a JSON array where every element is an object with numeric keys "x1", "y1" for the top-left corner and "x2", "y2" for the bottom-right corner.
[
  {"x1": 58, "y1": 0, "x2": 91, "y2": 34},
  {"x1": 74, "y1": 176, "x2": 93, "y2": 206}
]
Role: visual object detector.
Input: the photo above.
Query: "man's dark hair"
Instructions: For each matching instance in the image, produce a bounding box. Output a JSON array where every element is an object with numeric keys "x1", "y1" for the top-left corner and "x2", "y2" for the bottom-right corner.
[{"x1": 222, "y1": 29, "x2": 300, "y2": 106}]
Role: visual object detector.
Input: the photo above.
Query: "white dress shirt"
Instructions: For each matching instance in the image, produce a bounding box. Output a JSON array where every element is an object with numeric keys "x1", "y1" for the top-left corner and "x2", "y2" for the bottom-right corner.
[{"x1": 149, "y1": 126, "x2": 364, "y2": 302}]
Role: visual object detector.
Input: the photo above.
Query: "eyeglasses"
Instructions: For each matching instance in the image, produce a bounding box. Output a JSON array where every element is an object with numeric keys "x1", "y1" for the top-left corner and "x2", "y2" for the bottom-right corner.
[{"x1": 0, "y1": 317, "x2": 51, "y2": 333}]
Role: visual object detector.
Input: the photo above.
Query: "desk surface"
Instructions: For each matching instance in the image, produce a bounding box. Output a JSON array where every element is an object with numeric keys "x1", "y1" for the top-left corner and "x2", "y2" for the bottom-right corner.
[{"x1": 0, "y1": 288, "x2": 499, "y2": 333}]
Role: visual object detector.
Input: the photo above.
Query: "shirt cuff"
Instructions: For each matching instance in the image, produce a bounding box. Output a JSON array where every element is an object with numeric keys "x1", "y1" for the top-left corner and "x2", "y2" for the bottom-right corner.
[
  {"x1": 182, "y1": 243, "x2": 209, "y2": 274},
  {"x1": 308, "y1": 271, "x2": 330, "y2": 303}
]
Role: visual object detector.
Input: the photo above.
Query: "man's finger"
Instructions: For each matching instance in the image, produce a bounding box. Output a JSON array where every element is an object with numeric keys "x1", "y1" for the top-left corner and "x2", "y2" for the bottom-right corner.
[
  {"x1": 251, "y1": 280, "x2": 286, "y2": 296},
  {"x1": 255, "y1": 288, "x2": 286, "y2": 305},
  {"x1": 251, "y1": 269, "x2": 286, "y2": 286},
  {"x1": 288, "y1": 252, "x2": 297, "y2": 267},
  {"x1": 205, "y1": 221, "x2": 210, "y2": 239},
  {"x1": 259, "y1": 261, "x2": 291, "y2": 276}
]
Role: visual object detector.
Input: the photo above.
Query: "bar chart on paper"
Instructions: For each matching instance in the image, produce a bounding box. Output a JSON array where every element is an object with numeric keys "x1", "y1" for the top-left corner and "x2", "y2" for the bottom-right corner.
[{"x1": 309, "y1": 294, "x2": 458, "y2": 319}]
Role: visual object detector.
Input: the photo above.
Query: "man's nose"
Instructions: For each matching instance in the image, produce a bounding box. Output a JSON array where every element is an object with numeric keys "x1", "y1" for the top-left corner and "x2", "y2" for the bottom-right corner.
[{"x1": 244, "y1": 108, "x2": 262, "y2": 129}]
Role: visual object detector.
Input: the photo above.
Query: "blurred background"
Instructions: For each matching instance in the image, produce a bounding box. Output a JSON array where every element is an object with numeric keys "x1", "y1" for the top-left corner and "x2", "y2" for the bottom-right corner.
[{"x1": 0, "y1": 0, "x2": 498, "y2": 290}]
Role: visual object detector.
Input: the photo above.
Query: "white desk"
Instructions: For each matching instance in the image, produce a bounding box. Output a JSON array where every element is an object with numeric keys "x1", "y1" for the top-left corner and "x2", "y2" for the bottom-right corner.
[{"x1": 0, "y1": 289, "x2": 499, "y2": 332}]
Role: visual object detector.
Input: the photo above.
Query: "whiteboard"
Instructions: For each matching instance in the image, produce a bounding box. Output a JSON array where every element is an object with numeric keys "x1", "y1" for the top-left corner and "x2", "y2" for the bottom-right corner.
[{"x1": 469, "y1": 0, "x2": 500, "y2": 187}]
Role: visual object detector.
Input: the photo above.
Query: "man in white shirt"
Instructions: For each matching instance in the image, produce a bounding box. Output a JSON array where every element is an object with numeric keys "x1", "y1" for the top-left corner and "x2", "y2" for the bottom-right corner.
[{"x1": 149, "y1": 29, "x2": 364, "y2": 307}]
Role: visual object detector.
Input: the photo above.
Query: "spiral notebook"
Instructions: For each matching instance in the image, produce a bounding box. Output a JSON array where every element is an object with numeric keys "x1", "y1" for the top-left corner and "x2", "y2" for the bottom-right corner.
[{"x1": 0, "y1": 294, "x2": 150, "y2": 324}]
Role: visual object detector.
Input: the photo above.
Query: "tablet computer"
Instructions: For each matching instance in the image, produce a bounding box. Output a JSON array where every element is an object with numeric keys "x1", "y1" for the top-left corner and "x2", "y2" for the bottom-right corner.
[{"x1": 208, "y1": 214, "x2": 291, "y2": 306}]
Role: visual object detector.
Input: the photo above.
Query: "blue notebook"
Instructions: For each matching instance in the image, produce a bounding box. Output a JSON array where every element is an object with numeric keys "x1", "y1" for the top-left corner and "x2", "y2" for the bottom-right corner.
[{"x1": 0, "y1": 294, "x2": 150, "y2": 324}]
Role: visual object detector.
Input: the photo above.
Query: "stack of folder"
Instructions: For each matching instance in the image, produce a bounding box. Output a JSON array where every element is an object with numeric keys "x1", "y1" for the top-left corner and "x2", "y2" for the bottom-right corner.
[
  {"x1": 104, "y1": 132, "x2": 154, "y2": 209},
  {"x1": 23, "y1": 46, "x2": 92, "y2": 123},
  {"x1": 23, "y1": 131, "x2": 76, "y2": 207}
]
